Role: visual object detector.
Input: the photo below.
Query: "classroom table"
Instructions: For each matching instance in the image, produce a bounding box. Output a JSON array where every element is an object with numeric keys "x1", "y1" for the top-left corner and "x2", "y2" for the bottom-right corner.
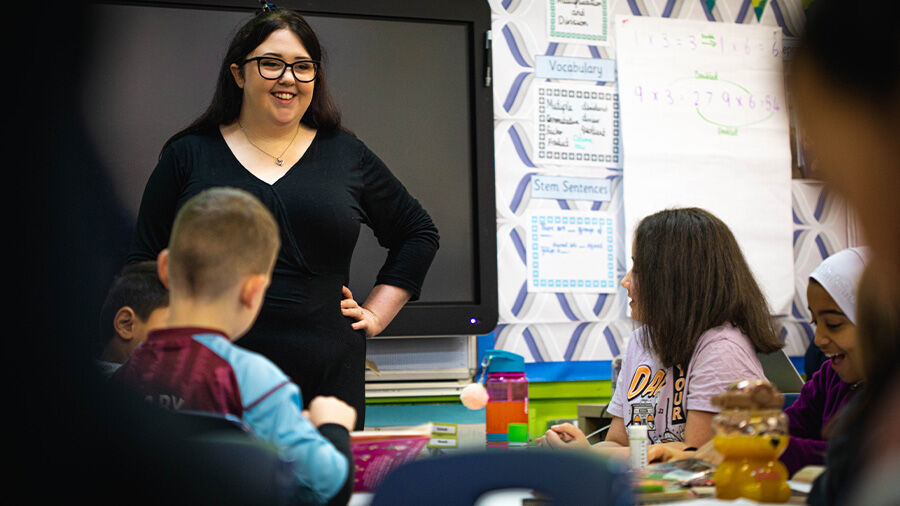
[
  {"x1": 350, "y1": 489, "x2": 809, "y2": 505},
  {"x1": 350, "y1": 471, "x2": 811, "y2": 505},
  {"x1": 350, "y1": 430, "x2": 812, "y2": 505}
]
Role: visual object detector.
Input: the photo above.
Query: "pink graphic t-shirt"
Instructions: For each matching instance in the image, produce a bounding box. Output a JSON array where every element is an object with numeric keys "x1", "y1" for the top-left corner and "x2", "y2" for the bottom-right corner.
[{"x1": 607, "y1": 324, "x2": 766, "y2": 443}]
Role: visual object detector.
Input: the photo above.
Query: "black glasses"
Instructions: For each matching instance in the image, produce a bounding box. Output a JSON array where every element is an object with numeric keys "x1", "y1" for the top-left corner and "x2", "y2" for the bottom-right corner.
[{"x1": 244, "y1": 56, "x2": 319, "y2": 82}]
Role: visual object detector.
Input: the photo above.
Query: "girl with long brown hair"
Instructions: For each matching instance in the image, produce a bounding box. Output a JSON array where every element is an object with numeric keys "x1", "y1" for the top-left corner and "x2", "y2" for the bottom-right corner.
[{"x1": 539, "y1": 208, "x2": 782, "y2": 457}]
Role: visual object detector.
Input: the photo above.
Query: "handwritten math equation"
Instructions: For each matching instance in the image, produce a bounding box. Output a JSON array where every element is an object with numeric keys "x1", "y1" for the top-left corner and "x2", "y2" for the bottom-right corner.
[
  {"x1": 631, "y1": 73, "x2": 783, "y2": 134},
  {"x1": 626, "y1": 29, "x2": 782, "y2": 59}
]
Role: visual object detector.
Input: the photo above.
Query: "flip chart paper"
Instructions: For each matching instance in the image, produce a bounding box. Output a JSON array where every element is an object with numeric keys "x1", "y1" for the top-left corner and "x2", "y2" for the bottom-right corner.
[{"x1": 615, "y1": 15, "x2": 794, "y2": 312}]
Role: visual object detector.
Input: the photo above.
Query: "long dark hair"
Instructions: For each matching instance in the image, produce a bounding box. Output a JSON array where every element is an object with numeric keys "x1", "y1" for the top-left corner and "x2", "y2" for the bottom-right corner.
[
  {"x1": 162, "y1": 7, "x2": 341, "y2": 152},
  {"x1": 633, "y1": 208, "x2": 782, "y2": 368}
]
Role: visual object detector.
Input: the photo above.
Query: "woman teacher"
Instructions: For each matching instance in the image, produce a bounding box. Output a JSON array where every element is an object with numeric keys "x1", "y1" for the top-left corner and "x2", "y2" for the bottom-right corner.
[{"x1": 128, "y1": 6, "x2": 439, "y2": 428}]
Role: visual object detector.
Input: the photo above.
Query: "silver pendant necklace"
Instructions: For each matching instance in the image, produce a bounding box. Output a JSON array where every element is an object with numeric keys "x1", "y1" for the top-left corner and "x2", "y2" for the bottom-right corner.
[{"x1": 238, "y1": 120, "x2": 301, "y2": 166}]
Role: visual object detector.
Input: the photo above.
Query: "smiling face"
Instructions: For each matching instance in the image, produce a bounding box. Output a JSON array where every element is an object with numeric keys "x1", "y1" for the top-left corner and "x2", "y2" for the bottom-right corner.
[
  {"x1": 807, "y1": 279, "x2": 862, "y2": 384},
  {"x1": 230, "y1": 28, "x2": 315, "y2": 127}
]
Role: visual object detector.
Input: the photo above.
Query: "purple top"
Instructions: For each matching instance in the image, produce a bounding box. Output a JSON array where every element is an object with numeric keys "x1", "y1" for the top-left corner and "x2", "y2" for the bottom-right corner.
[{"x1": 781, "y1": 359, "x2": 858, "y2": 476}]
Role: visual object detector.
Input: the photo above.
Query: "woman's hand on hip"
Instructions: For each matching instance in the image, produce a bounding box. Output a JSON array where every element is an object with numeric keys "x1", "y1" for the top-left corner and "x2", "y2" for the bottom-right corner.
[
  {"x1": 340, "y1": 284, "x2": 411, "y2": 338},
  {"x1": 341, "y1": 285, "x2": 382, "y2": 337}
]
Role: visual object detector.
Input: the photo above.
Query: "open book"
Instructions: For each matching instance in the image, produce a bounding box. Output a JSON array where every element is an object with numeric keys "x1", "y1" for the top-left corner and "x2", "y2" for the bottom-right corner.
[{"x1": 351, "y1": 423, "x2": 433, "y2": 492}]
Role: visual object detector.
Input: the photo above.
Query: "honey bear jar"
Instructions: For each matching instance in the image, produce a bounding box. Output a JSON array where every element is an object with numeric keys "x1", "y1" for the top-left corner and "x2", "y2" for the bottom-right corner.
[{"x1": 710, "y1": 379, "x2": 792, "y2": 503}]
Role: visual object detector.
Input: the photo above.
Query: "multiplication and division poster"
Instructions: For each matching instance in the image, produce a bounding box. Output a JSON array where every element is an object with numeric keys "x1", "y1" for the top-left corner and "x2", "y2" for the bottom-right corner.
[{"x1": 547, "y1": 0, "x2": 610, "y2": 46}]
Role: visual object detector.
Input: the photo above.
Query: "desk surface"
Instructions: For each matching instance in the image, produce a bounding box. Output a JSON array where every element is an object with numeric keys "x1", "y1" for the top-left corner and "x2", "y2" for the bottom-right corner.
[
  {"x1": 351, "y1": 488, "x2": 807, "y2": 505},
  {"x1": 351, "y1": 440, "x2": 810, "y2": 505}
]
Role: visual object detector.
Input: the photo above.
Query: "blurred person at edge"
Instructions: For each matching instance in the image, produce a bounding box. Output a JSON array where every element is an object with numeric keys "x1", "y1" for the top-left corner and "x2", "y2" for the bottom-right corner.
[
  {"x1": 789, "y1": 0, "x2": 900, "y2": 504},
  {"x1": 15, "y1": 2, "x2": 315, "y2": 503}
]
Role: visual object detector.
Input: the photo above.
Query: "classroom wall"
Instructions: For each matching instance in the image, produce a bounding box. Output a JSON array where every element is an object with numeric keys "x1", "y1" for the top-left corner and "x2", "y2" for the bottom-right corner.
[
  {"x1": 368, "y1": 1, "x2": 858, "y2": 437},
  {"x1": 487, "y1": 0, "x2": 858, "y2": 380}
]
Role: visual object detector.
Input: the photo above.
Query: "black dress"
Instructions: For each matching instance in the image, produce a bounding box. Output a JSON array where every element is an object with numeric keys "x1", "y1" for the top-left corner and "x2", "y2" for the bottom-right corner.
[{"x1": 128, "y1": 128, "x2": 439, "y2": 428}]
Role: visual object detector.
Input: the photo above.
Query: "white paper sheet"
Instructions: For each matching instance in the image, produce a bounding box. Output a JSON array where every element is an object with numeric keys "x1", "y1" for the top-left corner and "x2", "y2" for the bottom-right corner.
[
  {"x1": 615, "y1": 16, "x2": 794, "y2": 312},
  {"x1": 787, "y1": 480, "x2": 813, "y2": 494},
  {"x1": 526, "y1": 210, "x2": 616, "y2": 293},
  {"x1": 533, "y1": 82, "x2": 620, "y2": 168}
]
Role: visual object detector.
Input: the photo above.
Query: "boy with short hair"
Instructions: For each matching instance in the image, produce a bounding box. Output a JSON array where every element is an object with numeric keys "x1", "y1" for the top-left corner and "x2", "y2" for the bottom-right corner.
[
  {"x1": 96, "y1": 261, "x2": 169, "y2": 377},
  {"x1": 113, "y1": 188, "x2": 356, "y2": 505}
]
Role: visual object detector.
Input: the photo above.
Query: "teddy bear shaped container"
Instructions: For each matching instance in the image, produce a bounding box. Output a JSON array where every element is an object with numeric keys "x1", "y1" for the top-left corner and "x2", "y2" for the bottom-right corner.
[{"x1": 711, "y1": 379, "x2": 792, "y2": 503}]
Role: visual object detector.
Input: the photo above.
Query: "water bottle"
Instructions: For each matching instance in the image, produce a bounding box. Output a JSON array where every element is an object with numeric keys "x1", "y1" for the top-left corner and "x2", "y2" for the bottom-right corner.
[
  {"x1": 484, "y1": 350, "x2": 528, "y2": 443},
  {"x1": 627, "y1": 424, "x2": 649, "y2": 470}
]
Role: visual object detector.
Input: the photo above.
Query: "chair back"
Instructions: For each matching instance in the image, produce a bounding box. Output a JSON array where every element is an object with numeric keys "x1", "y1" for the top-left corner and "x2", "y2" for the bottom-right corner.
[
  {"x1": 370, "y1": 449, "x2": 633, "y2": 506},
  {"x1": 757, "y1": 350, "x2": 805, "y2": 393}
]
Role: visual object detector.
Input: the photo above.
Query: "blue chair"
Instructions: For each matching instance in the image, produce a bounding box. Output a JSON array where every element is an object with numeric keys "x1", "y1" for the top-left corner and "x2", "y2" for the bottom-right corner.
[{"x1": 370, "y1": 449, "x2": 633, "y2": 506}]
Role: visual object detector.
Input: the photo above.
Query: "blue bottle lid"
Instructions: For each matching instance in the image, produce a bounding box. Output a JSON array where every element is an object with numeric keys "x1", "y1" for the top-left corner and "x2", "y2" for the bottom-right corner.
[{"x1": 485, "y1": 349, "x2": 525, "y2": 373}]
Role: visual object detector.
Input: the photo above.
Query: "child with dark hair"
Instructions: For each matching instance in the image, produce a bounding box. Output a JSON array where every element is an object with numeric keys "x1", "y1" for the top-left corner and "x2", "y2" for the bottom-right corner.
[
  {"x1": 113, "y1": 187, "x2": 356, "y2": 505},
  {"x1": 780, "y1": 248, "x2": 868, "y2": 475},
  {"x1": 96, "y1": 261, "x2": 169, "y2": 377},
  {"x1": 538, "y1": 208, "x2": 782, "y2": 458}
]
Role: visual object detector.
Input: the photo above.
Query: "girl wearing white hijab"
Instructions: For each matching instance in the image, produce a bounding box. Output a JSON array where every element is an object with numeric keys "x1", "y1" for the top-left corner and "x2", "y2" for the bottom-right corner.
[{"x1": 780, "y1": 247, "x2": 868, "y2": 475}]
